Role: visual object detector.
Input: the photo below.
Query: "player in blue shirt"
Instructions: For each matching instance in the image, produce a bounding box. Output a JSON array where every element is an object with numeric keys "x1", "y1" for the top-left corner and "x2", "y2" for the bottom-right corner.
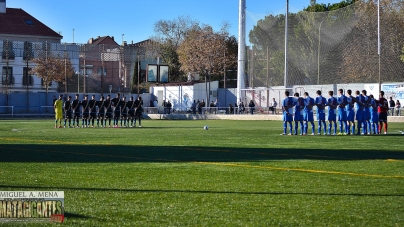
[
  {"x1": 327, "y1": 91, "x2": 337, "y2": 135},
  {"x1": 293, "y1": 93, "x2": 304, "y2": 135},
  {"x1": 337, "y1": 89, "x2": 347, "y2": 135},
  {"x1": 303, "y1": 92, "x2": 315, "y2": 135},
  {"x1": 281, "y1": 91, "x2": 294, "y2": 135},
  {"x1": 315, "y1": 90, "x2": 327, "y2": 135},
  {"x1": 369, "y1": 94, "x2": 379, "y2": 134},
  {"x1": 354, "y1": 90, "x2": 364, "y2": 135},
  {"x1": 361, "y1": 90, "x2": 371, "y2": 135},
  {"x1": 345, "y1": 89, "x2": 356, "y2": 135}
]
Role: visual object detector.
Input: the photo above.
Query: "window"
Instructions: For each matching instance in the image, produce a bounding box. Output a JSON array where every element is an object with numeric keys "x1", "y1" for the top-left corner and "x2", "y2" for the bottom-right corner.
[
  {"x1": 2, "y1": 67, "x2": 13, "y2": 85},
  {"x1": 24, "y1": 19, "x2": 34, "y2": 25},
  {"x1": 97, "y1": 68, "x2": 107, "y2": 76},
  {"x1": 23, "y1": 67, "x2": 33, "y2": 86},
  {"x1": 81, "y1": 68, "x2": 92, "y2": 76},
  {"x1": 23, "y1": 41, "x2": 34, "y2": 60},
  {"x1": 80, "y1": 65, "x2": 93, "y2": 76},
  {"x1": 2, "y1": 41, "x2": 15, "y2": 60}
]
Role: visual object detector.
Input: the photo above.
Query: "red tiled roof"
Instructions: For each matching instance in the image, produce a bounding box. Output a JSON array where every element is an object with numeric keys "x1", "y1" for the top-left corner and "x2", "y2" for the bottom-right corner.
[
  {"x1": 89, "y1": 36, "x2": 118, "y2": 46},
  {"x1": 0, "y1": 8, "x2": 62, "y2": 38}
]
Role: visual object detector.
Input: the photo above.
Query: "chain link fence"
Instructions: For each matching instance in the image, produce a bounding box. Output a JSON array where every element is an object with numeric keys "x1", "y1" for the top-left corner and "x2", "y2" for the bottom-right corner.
[{"x1": 0, "y1": 40, "x2": 156, "y2": 94}]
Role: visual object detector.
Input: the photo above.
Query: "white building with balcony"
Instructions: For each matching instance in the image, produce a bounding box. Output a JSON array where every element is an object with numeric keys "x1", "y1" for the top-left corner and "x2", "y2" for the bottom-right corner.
[{"x1": 0, "y1": 3, "x2": 64, "y2": 94}]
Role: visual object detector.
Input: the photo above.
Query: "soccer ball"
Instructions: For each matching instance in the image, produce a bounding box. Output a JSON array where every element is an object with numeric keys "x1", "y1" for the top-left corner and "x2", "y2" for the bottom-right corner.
[{"x1": 203, "y1": 125, "x2": 209, "y2": 130}]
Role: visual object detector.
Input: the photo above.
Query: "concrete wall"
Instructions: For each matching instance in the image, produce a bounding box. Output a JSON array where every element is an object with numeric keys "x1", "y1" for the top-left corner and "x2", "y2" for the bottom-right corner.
[
  {"x1": 218, "y1": 88, "x2": 237, "y2": 108},
  {"x1": 149, "y1": 81, "x2": 218, "y2": 110}
]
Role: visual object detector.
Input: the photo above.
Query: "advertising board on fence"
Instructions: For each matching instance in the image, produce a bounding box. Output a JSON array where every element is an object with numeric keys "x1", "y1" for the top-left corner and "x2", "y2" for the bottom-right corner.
[
  {"x1": 0, "y1": 191, "x2": 64, "y2": 223},
  {"x1": 382, "y1": 83, "x2": 404, "y2": 100}
]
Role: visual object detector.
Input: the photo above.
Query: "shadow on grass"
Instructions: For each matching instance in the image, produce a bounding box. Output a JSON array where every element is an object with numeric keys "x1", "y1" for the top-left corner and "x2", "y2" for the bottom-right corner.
[
  {"x1": 64, "y1": 212, "x2": 91, "y2": 219},
  {"x1": 0, "y1": 144, "x2": 403, "y2": 162},
  {"x1": 0, "y1": 185, "x2": 403, "y2": 197}
]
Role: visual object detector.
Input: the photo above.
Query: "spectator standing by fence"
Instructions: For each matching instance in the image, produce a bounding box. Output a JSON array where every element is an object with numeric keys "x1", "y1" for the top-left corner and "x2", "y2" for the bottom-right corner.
[
  {"x1": 269, "y1": 98, "x2": 277, "y2": 114},
  {"x1": 166, "y1": 101, "x2": 172, "y2": 114},
  {"x1": 396, "y1": 100, "x2": 401, "y2": 116},
  {"x1": 214, "y1": 99, "x2": 220, "y2": 108},
  {"x1": 153, "y1": 99, "x2": 158, "y2": 113},
  {"x1": 209, "y1": 101, "x2": 215, "y2": 114},
  {"x1": 162, "y1": 100, "x2": 167, "y2": 114},
  {"x1": 389, "y1": 97, "x2": 395, "y2": 115},
  {"x1": 192, "y1": 100, "x2": 197, "y2": 114},
  {"x1": 248, "y1": 100, "x2": 255, "y2": 115},
  {"x1": 239, "y1": 102, "x2": 245, "y2": 114},
  {"x1": 199, "y1": 99, "x2": 205, "y2": 114}
]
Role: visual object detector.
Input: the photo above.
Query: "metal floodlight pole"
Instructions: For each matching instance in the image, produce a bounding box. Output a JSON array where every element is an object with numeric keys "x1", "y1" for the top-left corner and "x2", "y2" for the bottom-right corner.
[
  {"x1": 83, "y1": 45, "x2": 86, "y2": 94},
  {"x1": 137, "y1": 55, "x2": 140, "y2": 94},
  {"x1": 317, "y1": 20, "x2": 323, "y2": 85},
  {"x1": 266, "y1": 46, "x2": 270, "y2": 107},
  {"x1": 266, "y1": 46, "x2": 269, "y2": 87},
  {"x1": 101, "y1": 45, "x2": 105, "y2": 95},
  {"x1": 284, "y1": 0, "x2": 289, "y2": 89},
  {"x1": 237, "y1": 0, "x2": 246, "y2": 103},
  {"x1": 64, "y1": 43, "x2": 67, "y2": 94},
  {"x1": 77, "y1": 71, "x2": 79, "y2": 93},
  {"x1": 378, "y1": 0, "x2": 381, "y2": 92},
  {"x1": 224, "y1": 48, "x2": 226, "y2": 89}
]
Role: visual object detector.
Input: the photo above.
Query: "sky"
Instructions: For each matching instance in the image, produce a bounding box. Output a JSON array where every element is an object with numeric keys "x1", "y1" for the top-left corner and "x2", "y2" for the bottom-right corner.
[{"x1": 7, "y1": 0, "x2": 342, "y2": 44}]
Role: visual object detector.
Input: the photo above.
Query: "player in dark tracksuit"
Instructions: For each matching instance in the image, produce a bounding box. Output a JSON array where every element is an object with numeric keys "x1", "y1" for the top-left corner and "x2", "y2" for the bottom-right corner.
[
  {"x1": 72, "y1": 94, "x2": 81, "y2": 128},
  {"x1": 81, "y1": 95, "x2": 90, "y2": 128},
  {"x1": 104, "y1": 95, "x2": 113, "y2": 127},
  {"x1": 63, "y1": 96, "x2": 72, "y2": 128},
  {"x1": 134, "y1": 96, "x2": 143, "y2": 127},
  {"x1": 127, "y1": 97, "x2": 135, "y2": 127},
  {"x1": 112, "y1": 93, "x2": 121, "y2": 127},
  {"x1": 88, "y1": 95, "x2": 97, "y2": 128},
  {"x1": 120, "y1": 97, "x2": 128, "y2": 127},
  {"x1": 96, "y1": 96, "x2": 105, "y2": 127}
]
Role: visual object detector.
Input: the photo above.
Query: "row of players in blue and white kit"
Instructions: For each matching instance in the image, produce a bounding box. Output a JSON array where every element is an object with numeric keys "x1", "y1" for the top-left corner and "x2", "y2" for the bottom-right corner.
[{"x1": 281, "y1": 89, "x2": 390, "y2": 135}]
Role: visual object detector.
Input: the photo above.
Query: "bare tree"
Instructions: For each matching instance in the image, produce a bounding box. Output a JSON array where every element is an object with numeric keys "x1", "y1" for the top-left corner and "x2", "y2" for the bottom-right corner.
[
  {"x1": 178, "y1": 25, "x2": 237, "y2": 103},
  {"x1": 31, "y1": 53, "x2": 75, "y2": 93},
  {"x1": 154, "y1": 15, "x2": 200, "y2": 48},
  {"x1": 178, "y1": 25, "x2": 237, "y2": 79},
  {"x1": 149, "y1": 16, "x2": 200, "y2": 82}
]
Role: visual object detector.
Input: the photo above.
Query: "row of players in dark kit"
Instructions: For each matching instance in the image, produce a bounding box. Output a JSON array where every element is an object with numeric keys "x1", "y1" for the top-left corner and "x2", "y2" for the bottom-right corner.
[{"x1": 58, "y1": 93, "x2": 143, "y2": 128}]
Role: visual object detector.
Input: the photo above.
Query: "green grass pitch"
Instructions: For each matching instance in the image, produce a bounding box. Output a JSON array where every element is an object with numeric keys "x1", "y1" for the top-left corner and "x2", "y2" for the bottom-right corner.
[{"x1": 0, "y1": 119, "x2": 403, "y2": 226}]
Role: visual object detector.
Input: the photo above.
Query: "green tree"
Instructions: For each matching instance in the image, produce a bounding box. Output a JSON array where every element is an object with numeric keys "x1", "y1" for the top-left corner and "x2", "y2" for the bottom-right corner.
[{"x1": 248, "y1": 0, "x2": 360, "y2": 86}]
